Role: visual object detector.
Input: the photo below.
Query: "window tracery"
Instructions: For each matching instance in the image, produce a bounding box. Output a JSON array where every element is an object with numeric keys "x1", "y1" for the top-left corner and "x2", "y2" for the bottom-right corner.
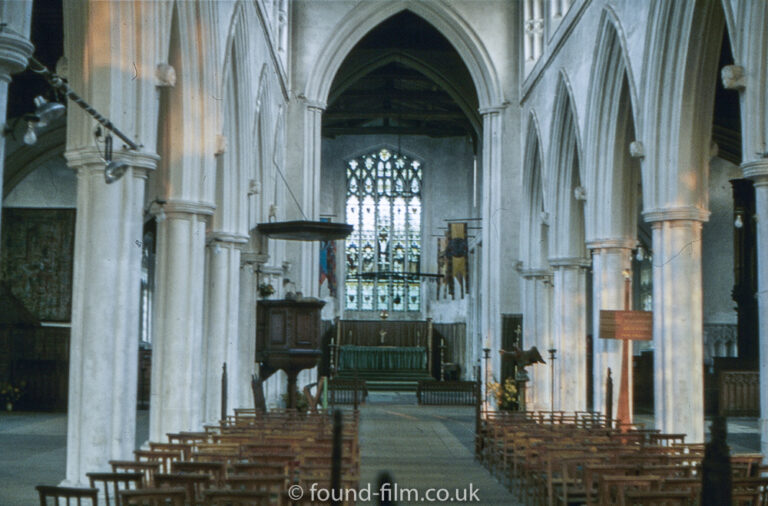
[{"x1": 345, "y1": 148, "x2": 422, "y2": 312}]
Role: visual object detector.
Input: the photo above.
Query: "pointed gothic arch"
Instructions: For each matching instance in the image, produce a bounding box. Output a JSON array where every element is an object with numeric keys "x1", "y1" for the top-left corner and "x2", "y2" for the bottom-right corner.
[
  {"x1": 305, "y1": 2, "x2": 501, "y2": 109},
  {"x1": 641, "y1": 0, "x2": 723, "y2": 219},
  {"x1": 521, "y1": 112, "x2": 549, "y2": 270},
  {"x1": 327, "y1": 49, "x2": 481, "y2": 134},
  {"x1": 584, "y1": 11, "x2": 642, "y2": 244},
  {"x1": 548, "y1": 73, "x2": 585, "y2": 260}
]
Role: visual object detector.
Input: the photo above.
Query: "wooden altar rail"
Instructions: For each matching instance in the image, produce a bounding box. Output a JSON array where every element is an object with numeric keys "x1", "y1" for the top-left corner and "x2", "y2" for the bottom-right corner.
[
  {"x1": 329, "y1": 378, "x2": 368, "y2": 405},
  {"x1": 417, "y1": 380, "x2": 478, "y2": 405},
  {"x1": 719, "y1": 371, "x2": 759, "y2": 417}
]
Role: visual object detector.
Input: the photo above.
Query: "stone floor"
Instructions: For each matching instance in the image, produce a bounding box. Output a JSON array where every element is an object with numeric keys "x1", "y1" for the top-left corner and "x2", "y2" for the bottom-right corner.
[
  {"x1": 357, "y1": 392, "x2": 519, "y2": 505},
  {"x1": 0, "y1": 398, "x2": 761, "y2": 505}
]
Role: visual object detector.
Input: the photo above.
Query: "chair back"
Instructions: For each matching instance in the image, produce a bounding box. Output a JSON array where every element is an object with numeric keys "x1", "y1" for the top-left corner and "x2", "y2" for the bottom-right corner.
[
  {"x1": 36, "y1": 485, "x2": 99, "y2": 506},
  {"x1": 87, "y1": 471, "x2": 143, "y2": 506},
  {"x1": 119, "y1": 487, "x2": 187, "y2": 506},
  {"x1": 203, "y1": 489, "x2": 270, "y2": 506}
]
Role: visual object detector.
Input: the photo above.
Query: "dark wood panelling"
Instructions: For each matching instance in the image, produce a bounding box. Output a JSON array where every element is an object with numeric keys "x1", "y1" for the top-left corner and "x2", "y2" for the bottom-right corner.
[{"x1": 338, "y1": 320, "x2": 429, "y2": 347}]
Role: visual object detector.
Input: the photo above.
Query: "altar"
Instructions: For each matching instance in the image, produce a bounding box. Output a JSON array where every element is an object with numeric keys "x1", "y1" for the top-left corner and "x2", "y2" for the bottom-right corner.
[{"x1": 338, "y1": 345, "x2": 427, "y2": 371}]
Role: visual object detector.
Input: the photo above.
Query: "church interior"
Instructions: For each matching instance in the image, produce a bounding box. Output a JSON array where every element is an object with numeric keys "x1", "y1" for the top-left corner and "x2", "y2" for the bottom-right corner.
[{"x1": 1, "y1": 0, "x2": 768, "y2": 504}]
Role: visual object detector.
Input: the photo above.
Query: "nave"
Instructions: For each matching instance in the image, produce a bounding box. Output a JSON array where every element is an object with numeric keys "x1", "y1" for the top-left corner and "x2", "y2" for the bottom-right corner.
[{"x1": 0, "y1": 397, "x2": 762, "y2": 505}]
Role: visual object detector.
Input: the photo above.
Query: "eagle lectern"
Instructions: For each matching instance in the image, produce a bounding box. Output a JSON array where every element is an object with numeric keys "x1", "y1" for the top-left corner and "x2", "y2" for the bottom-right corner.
[{"x1": 256, "y1": 298, "x2": 325, "y2": 409}]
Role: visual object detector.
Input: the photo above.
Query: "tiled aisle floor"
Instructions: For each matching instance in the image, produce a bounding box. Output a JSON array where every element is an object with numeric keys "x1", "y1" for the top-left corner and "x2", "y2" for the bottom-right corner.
[{"x1": 356, "y1": 392, "x2": 521, "y2": 505}]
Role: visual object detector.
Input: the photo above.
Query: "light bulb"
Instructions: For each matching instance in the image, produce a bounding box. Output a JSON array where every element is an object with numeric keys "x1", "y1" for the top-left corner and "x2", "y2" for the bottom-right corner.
[
  {"x1": 635, "y1": 246, "x2": 644, "y2": 261},
  {"x1": 23, "y1": 122, "x2": 37, "y2": 145},
  {"x1": 734, "y1": 214, "x2": 744, "y2": 229}
]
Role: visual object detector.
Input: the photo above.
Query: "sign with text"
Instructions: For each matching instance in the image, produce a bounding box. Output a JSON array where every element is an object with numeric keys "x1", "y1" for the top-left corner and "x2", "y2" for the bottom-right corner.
[{"x1": 599, "y1": 310, "x2": 653, "y2": 341}]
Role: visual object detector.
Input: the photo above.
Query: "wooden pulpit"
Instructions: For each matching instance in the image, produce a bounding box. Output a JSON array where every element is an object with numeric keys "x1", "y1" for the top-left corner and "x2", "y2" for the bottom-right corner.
[{"x1": 256, "y1": 298, "x2": 325, "y2": 409}]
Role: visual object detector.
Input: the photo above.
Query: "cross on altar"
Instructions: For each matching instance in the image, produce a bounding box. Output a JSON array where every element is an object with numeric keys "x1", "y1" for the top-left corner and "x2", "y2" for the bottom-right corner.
[{"x1": 599, "y1": 274, "x2": 652, "y2": 427}]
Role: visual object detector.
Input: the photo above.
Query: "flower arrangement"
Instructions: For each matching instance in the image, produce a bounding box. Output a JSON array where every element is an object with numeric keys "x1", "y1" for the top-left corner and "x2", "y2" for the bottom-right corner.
[
  {"x1": 0, "y1": 380, "x2": 25, "y2": 404},
  {"x1": 258, "y1": 282, "x2": 275, "y2": 298},
  {"x1": 488, "y1": 377, "x2": 518, "y2": 411}
]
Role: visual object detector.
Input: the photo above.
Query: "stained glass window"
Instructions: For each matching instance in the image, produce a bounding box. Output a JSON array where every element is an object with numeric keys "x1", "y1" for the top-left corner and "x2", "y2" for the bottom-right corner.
[{"x1": 345, "y1": 148, "x2": 422, "y2": 311}]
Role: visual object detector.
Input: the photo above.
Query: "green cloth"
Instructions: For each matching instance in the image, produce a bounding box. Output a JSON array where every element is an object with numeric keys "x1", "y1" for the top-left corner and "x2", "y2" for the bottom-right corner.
[{"x1": 338, "y1": 345, "x2": 427, "y2": 370}]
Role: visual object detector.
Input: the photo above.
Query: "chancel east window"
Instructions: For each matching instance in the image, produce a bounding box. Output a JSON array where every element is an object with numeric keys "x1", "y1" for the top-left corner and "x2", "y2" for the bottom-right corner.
[{"x1": 345, "y1": 148, "x2": 422, "y2": 312}]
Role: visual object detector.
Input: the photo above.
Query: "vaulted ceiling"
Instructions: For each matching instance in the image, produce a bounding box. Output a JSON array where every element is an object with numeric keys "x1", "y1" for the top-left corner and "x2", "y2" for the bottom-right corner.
[{"x1": 323, "y1": 11, "x2": 479, "y2": 144}]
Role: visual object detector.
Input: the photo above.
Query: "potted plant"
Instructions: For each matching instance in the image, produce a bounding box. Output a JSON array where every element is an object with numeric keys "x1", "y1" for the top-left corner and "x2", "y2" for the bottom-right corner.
[
  {"x1": 0, "y1": 380, "x2": 25, "y2": 411},
  {"x1": 258, "y1": 282, "x2": 275, "y2": 299}
]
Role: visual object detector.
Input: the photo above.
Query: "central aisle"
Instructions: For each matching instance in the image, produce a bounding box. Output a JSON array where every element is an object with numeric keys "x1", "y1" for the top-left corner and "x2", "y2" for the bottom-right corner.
[{"x1": 356, "y1": 393, "x2": 521, "y2": 505}]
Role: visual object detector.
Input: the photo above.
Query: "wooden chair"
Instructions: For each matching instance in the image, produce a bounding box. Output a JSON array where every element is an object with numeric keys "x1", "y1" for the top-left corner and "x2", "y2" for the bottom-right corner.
[
  {"x1": 623, "y1": 489, "x2": 697, "y2": 505},
  {"x1": 597, "y1": 475, "x2": 663, "y2": 506},
  {"x1": 154, "y1": 472, "x2": 212, "y2": 504},
  {"x1": 171, "y1": 461, "x2": 226, "y2": 486},
  {"x1": 203, "y1": 489, "x2": 270, "y2": 506},
  {"x1": 110, "y1": 460, "x2": 161, "y2": 487},
  {"x1": 87, "y1": 471, "x2": 143, "y2": 506},
  {"x1": 36, "y1": 485, "x2": 99, "y2": 506},
  {"x1": 134, "y1": 449, "x2": 183, "y2": 474},
  {"x1": 119, "y1": 487, "x2": 187, "y2": 506},
  {"x1": 226, "y1": 474, "x2": 288, "y2": 506}
]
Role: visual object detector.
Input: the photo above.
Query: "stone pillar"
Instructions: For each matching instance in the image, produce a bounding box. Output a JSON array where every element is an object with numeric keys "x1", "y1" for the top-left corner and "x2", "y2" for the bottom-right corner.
[
  {"x1": 300, "y1": 102, "x2": 323, "y2": 297},
  {"x1": 521, "y1": 269, "x2": 552, "y2": 411},
  {"x1": 64, "y1": 148, "x2": 157, "y2": 485},
  {"x1": 237, "y1": 253, "x2": 265, "y2": 409},
  {"x1": 741, "y1": 161, "x2": 768, "y2": 457},
  {"x1": 202, "y1": 233, "x2": 248, "y2": 424},
  {"x1": 589, "y1": 241, "x2": 634, "y2": 419},
  {"x1": 149, "y1": 201, "x2": 214, "y2": 442},
  {"x1": 480, "y1": 107, "x2": 504, "y2": 374},
  {"x1": 550, "y1": 258, "x2": 590, "y2": 412},
  {"x1": 645, "y1": 215, "x2": 705, "y2": 442},
  {"x1": 0, "y1": 6, "x2": 33, "y2": 242}
]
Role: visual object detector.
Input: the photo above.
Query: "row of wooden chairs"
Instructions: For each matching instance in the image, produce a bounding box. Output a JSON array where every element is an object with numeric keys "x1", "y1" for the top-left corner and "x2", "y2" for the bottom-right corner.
[
  {"x1": 38, "y1": 409, "x2": 360, "y2": 506},
  {"x1": 476, "y1": 410, "x2": 768, "y2": 505},
  {"x1": 38, "y1": 485, "x2": 271, "y2": 506}
]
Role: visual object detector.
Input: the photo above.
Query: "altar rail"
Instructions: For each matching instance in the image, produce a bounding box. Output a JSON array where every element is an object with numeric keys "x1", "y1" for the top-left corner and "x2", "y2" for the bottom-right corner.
[
  {"x1": 719, "y1": 371, "x2": 759, "y2": 417},
  {"x1": 329, "y1": 378, "x2": 368, "y2": 405},
  {"x1": 417, "y1": 380, "x2": 478, "y2": 405}
]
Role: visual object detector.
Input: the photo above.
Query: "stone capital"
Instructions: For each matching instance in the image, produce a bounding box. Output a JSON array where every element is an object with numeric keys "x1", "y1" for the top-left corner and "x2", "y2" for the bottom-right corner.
[
  {"x1": 519, "y1": 267, "x2": 553, "y2": 281},
  {"x1": 0, "y1": 31, "x2": 34, "y2": 80},
  {"x1": 479, "y1": 103, "x2": 507, "y2": 116},
  {"x1": 642, "y1": 206, "x2": 710, "y2": 223},
  {"x1": 548, "y1": 257, "x2": 591, "y2": 269},
  {"x1": 587, "y1": 238, "x2": 637, "y2": 251},
  {"x1": 206, "y1": 231, "x2": 249, "y2": 246},
  {"x1": 741, "y1": 159, "x2": 768, "y2": 185},
  {"x1": 161, "y1": 199, "x2": 216, "y2": 218},
  {"x1": 65, "y1": 146, "x2": 158, "y2": 180},
  {"x1": 241, "y1": 251, "x2": 269, "y2": 266}
]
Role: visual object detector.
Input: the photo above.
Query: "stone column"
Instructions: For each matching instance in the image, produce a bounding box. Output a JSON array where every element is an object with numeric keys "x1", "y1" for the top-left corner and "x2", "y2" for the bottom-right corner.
[
  {"x1": 300, "y1": 102, "x2": 324, "y2": 297},
  {"x1": 149, "y1": 201, "x2": 214, "y2": 442},
  {"x1": 480, "y1": 107, "x2": 504, "y2": 374},
  {"x1": 64, "y1": 148, "x2": 157, "y2": 485},
  {"x1": 202, "y1": 233, "x2": 248, "y2": 424},
  {"x1": 237, "y1": 253, "x2": 264, "y2": 409},
  {"x1": 521, "y1": 269, "x2": 552, "y2": 411},
  {"x1": 589, "y1": 241, "x2": 634, "y2": 419},
  {"x1": 550, "y1": 258, "x2": 590, "y2": 412},
  {"x1": 741, "y1": 161, "x2": 768, "y2": 456},
  {"x1": 0, "y1": 6, "x2": 33, "y2": 242},
  {"x1": 644, "y1": 214, "x2": 705, "y2": 442}
]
